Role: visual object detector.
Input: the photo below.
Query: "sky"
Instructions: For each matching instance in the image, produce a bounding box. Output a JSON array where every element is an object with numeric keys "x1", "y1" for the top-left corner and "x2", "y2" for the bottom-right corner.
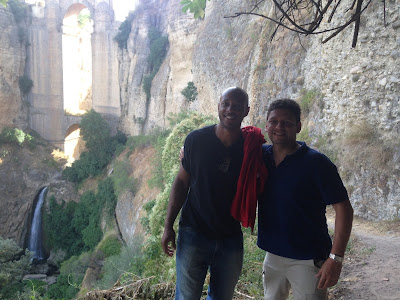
[{"x1": 113, "y1": 0, "x2": 138, "y2": 22}]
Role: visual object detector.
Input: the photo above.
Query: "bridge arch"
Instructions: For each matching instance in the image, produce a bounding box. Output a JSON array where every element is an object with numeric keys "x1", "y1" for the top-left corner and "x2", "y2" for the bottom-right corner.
[
  {"x1": 28, "y1": 0, "x2": 120, "y2": 152},
  {"x1": 64, "y1": 123, "x2": 84, "y2": 163}
]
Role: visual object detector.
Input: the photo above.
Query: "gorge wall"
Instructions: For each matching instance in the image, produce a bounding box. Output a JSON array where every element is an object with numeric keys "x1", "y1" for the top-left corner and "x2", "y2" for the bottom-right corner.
[
  {"x1": 0, "y1": 0, "x2": 399, "y2": 246},
  {"x1": 118, "y1": 0, "x2": 400, "y2": 221}
]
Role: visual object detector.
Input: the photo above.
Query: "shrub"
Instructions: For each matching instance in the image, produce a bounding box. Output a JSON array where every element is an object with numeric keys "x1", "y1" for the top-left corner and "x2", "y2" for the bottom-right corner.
[
  {"x1": 97, "y1": 177, "x2": 117, "y2": 215},
  {"x1": 95, "y1": 240, "x2": 145, "y2": 289},
  {"x1": 143, "y1": 27, "x2": 169, "y2": 100},
  {"x1": 46, "y1": 253, "x2": 91, "y2": 299},
  {"x1": 298, "y1": 88, "x2": 321, "y2": 114},
  {"x1": 0, "y1": 237, "x2": 32, "y2": 298},
  {"x1": 181, "y1": 81, "x2": 198, "y2": 102},
  {"x1": 111, "y1": 159, "x2": 136, "y2": 196},
  {"x1": 0, "y1": 127, "x2": 33, "y2": 146},
  {"x1": 18, "y1": 75, "x2": 33, "y2": 95},
  {"x1": 142, "y1": 113, "x2": 215, "y2": 281},
  {"x1": 98, "y1": 235, "x2": 122, "y2": 258},
  {"x1": 114, "y1": 12, "x2": 135, "y2": 49}
]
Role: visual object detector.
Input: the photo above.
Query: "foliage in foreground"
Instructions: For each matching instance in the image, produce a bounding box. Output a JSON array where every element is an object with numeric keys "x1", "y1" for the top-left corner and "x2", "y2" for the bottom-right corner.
[
  {"x1": 46, "y1": 252, "x2": 92, "y2": 299},
  {"x1": 0, "y1": 237, "x2": 32, "y2": 299}
]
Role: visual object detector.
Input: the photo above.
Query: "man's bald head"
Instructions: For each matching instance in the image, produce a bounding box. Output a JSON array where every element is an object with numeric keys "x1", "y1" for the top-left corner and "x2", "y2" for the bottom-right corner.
[{"x1": 220, "y1": 87, "x2": 249, "y2": 107}]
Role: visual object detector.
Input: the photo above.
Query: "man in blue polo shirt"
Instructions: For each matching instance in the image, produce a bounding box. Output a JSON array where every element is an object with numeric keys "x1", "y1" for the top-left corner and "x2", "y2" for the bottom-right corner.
[
  {"x1": 258, "y1": 99, "x2": 354, "y2": 300},
  {"x1": 161, "y1": 87, "x2": 250, "y2": 300}
]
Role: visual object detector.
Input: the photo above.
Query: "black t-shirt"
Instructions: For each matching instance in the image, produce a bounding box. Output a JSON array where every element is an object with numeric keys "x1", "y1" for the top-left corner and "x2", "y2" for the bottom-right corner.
[{"x1": 180, "y1": 125, "x2": 244, "y2": 239}]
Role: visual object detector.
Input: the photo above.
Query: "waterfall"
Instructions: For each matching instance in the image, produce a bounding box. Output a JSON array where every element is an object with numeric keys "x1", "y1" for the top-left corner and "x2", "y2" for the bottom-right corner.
[{"x1": 29, "y1": 187, "x2": 47, "y2": 262}]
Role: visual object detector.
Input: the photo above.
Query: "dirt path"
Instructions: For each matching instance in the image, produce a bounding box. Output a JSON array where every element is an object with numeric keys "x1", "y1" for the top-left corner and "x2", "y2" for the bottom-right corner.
[{"x1": 328, "y1": 214, "x2": 400, "y2": 300}]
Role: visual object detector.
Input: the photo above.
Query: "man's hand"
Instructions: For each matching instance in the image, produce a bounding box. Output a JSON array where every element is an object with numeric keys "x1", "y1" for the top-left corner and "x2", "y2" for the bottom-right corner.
[
  {"x1": 316, "y1": 258, "x2": 342, "y2": 289},
  {"x1": 161, "y1": 227, "x2": 176, "y2": 256}
]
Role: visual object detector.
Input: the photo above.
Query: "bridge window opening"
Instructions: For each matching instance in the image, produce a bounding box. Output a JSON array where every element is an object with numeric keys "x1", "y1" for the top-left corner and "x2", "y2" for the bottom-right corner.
[
  {"x1": 64, "y1": 124, "x2": 84, "y2": 165},
  {"x1": 62, "y1": 5, "x2": 93, "y2": 116}
]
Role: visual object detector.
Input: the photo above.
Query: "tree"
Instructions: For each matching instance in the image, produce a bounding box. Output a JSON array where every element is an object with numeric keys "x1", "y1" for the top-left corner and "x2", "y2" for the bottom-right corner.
[
  {"x1": 180, "y1": 0, "x2": 388, "y2": 47},
  {"x1": 80, "y1": 110, "x2": 111, "y2": 153},
  {"x1": 181, "y1": 81, "x2": 198, "y2": 102},
  {"x1": 0, "y1": 237, "x2": 31, "y2": 298}
]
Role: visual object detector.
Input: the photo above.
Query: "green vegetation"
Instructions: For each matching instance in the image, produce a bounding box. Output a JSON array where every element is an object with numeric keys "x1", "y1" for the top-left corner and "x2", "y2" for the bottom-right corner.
[
  {"x1": 0, "y1": 237, "x2": 32, "y2": 299},
  {"x1": 181, "y1": 81, "x2": 198, "y2": 102},
  {"x1": 298, "y1": 88, "x2": 322, "y2": 115},
  {"x1": 143, "y1": 26, "x2": 169, "y2": 101},
  {"x1": 77, "y1": 9, "x2": 91, "y2": 29},
  {"x1": 94, "y1": 240, "x2": 145, "y2": 290},
  {"x1": 1, "y1": 0, "x2": 8, "y2": 8},
  {"x1": 44, "y1": 177, "x2": 117, "y2": 260},
  {"x1": 98, "y1": 235, "x2": 122, "y2": 258},
  {"x1": 46, "y1": 253, "x2": 91, "y2": 299},
  {"x1": 42, "y1": 176, "x2": 118, "y2": 298},
  {"x1": 114, "y1": 12, "x2": 135, "y2": 49},
  {"x1": 18, "y1": 75, "x2": 33, "y2": 95},
  {"x1": 297, "y1": 126, "x2": 312, "y2": 145},
  {"x1": 0, "y1": 127, "x2": 34, "y2": 147},
  {"x1": 111, "y1": 159, "x2": 136, "y2": 196},
  {"x1": 141, "y1": 113, "x2": 215, "y2": 282},
  {"x1": 62, "y1": 110, "x2": 127, "y2": 183},
  {"x1": 180, "y1": 0, "x2": 210, "y2": 19},
  {"x1": 7, "y1": 0, "x2": 26, "y2": 24}
]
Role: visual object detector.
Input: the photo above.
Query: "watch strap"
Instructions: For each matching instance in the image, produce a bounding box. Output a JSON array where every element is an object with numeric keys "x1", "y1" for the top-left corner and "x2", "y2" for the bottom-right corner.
[{"x1": 329, "y1": 253, "x2": 344, "y2": 263}]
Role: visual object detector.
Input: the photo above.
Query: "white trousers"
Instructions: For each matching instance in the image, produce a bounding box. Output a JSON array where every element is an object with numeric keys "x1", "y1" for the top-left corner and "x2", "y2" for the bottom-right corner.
[{"x1": 263, "y1": 252, "x2": 328, "y2": 300}]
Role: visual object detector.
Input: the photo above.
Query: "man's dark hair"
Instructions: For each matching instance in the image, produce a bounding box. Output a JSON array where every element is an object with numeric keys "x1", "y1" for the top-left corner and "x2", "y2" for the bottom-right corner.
[{"x1": 267, "y1": 99, "x2": 301, "y2": 123}]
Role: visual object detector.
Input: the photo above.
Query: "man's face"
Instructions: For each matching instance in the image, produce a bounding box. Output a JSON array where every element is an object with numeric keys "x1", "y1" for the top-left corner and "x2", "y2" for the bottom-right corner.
[
  {"x1": 218, "y1": 92, "x2": 249, "y2": 130},
  {"x1": 266, "y1": 108, "x2": 301, "y2": 145}
]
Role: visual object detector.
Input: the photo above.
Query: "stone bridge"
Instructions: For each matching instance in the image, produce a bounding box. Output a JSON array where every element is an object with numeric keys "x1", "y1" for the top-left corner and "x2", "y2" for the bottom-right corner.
[{"x1": 27, "y1": 0, "x2": 120, "y2": 150}]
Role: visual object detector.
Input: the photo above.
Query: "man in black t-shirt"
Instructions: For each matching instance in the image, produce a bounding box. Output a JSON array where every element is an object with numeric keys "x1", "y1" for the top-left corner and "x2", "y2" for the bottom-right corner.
[{"x1": 161, "y1": 87, "x2": 250, "y2": 300}]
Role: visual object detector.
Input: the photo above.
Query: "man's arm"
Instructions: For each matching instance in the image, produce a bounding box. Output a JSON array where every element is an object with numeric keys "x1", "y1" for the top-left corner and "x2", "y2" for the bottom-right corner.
[
  {"x1": 316, "y1": 199, "x2": 354, "y2": 289},
  {"x1": 161, "y1": 164, "x2": 190, "y2": 256}
]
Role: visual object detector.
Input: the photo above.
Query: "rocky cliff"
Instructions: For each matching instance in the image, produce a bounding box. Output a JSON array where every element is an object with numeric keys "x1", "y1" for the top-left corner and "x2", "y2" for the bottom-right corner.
[
  {"x1": 0, "y1": 4, "x2": 27, "y2": 130},
  {"x1": 117, "y1": 0, "x2": 400, "y2": 221},
  {"x1": 0, "y1": 139, "x2": 78, "y2": 246}
]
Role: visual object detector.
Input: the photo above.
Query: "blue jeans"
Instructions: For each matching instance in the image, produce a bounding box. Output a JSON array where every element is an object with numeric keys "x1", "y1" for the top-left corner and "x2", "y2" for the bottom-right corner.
[{"x1": 175, "y1": 226, "x2": 243, "y2": 300}]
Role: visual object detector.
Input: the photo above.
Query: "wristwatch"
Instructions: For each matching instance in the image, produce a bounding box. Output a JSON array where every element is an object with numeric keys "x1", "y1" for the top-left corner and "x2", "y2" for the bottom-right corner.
[{"x1": 329, "y1": 253, "x2": 344, "y2": 263}]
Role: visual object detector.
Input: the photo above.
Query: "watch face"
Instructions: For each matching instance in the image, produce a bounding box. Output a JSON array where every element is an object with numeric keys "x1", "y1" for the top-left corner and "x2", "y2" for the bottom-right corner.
[{"x1": 329, "y1": 253, "x2": 344, "y2": 263}]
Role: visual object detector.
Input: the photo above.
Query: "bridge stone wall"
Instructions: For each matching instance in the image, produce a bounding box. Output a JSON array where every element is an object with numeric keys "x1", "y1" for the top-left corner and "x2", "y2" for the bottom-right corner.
[{"x1": 27, "y1": 0, "x2": 120, "y2": 149}]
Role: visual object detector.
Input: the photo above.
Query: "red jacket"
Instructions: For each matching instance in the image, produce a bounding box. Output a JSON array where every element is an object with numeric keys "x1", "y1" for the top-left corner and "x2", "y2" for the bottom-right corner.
[{"x1": 230, "y1": 126, "x2": 268, "y2": 231}]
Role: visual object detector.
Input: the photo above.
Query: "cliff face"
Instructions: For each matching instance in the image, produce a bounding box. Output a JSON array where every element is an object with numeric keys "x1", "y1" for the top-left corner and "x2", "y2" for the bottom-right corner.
[
  {"x1": 0, "y1": 5, "x2": 26, "y2": 130},
  {"x1": 118, "y1": 0, "x2": 400, "y2": 220},
  {"x1": 0, "y1": 141, "x2": 78, "y2": 246}
]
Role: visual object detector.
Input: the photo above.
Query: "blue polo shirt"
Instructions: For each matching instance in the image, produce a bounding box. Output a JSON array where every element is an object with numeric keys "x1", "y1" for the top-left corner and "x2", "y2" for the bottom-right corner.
[
  {"x1": 180, "y1": 125, "x2": 243, "y2": 239},
  {"x1": 257, "y1": 142, "x2": 349, "y2": 260}
]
